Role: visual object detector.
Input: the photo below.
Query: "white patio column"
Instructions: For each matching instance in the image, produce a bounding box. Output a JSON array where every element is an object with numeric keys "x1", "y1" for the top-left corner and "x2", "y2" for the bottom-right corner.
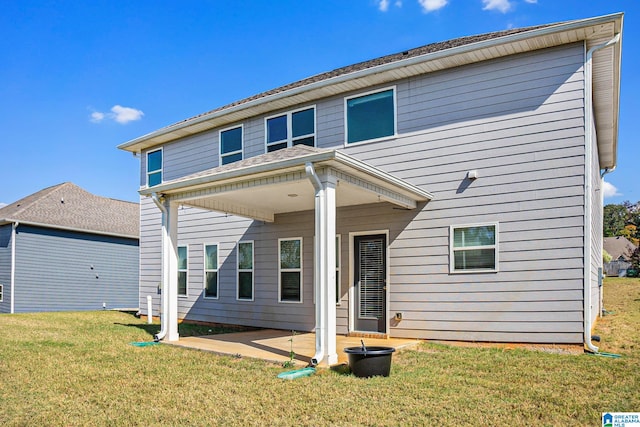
[
  {"x1": 307, "y1": 163, "x2": 338, "y2": 366},
  {"x1": 321, "y1": 174, "x2": 338, "y2": 365},
  {"x1": 164, "y1": 198, "x2": 180, "y2": 342},
  {"x1": 315, "y1": 172, "x2": 337, "y2": 366}
]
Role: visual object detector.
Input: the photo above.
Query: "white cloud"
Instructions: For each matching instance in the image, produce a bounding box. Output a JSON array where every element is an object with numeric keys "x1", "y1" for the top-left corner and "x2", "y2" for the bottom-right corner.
[
  {"x1": 377, "y1": 0, "x2": 402, "y2": 11},
  {"x1": 111, "y1": 105, "x2": 144, "y2": 124},
  {"x1": 524, "y1": 0, "x2": 537, "y2": 3},
  {"x1": 603, "y1": 181, "x2": 622, "y2": 199},
  {"x1": 90, "y1": 111, "x2": 105, "y2": 123},
  {"x1": 418, "y1": 0, "x2": 448, "y2": 13},
  {"x1": 90, "y1": 105, "x2": 144, "y2": 124},
  {"x1": 0, "y1": 202, "x2": 7, "y2": 209},
  {"x1": 482, "y1": 0, "x2": 512, "y2": 13}
]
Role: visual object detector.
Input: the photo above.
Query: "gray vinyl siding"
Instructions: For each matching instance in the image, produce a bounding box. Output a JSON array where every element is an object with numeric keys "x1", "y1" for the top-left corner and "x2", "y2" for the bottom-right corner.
[
  {"x1": 139, "y1": 196, "x2": 162, "y2": 316},
  {"x1": 13, "y1": 225, "x2": 139, "y2": 313},
  {"x1": 0, "y1": 225, "x2": 12, "y2": 313},
  {"x1": 341, "y1": 43, "x2": 586, "y2": 343},
  {"x1": 138, "y1": 42, "x2": 589, "y2": 343}
]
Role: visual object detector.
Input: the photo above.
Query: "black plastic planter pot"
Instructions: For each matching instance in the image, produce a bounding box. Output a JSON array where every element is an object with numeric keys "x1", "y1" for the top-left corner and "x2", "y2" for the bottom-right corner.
[{"x1": 344, "y1": 346, "x2": 396, "y2": 378}]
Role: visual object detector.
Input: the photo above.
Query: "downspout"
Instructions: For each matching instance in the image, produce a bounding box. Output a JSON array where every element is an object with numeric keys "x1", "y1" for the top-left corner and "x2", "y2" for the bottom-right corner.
[
  {"x1": 305, "y1": 162, "x2": 325, "y2": 365},
  {"x1": 583, "y1": 34, "x2": 621, "y2": 353},
  {"x1": 151, "y1": 193, "x2": 168, "y2": 341},
  {"x1": 10, "y1": 222, "x2": 18, "y2": 314}
]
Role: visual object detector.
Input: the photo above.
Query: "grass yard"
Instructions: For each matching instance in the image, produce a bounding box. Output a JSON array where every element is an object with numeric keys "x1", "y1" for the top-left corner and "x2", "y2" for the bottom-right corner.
[{"x1": 1, "y1": 278, "x2": 638, "y2": 426}]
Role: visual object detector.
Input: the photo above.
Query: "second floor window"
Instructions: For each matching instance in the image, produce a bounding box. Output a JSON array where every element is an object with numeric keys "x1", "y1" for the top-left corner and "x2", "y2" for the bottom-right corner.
[
  {"x1": 266, "y1": 107, "x2": 315, "y2": 152},
  {"x1": 346, "y1": 88, "x2": 395, "y2": 144},
  {"x1": 147, "y1": 149, "x2": 162, "y2": 186},
  {"x1": 220, "y1": 126, "x2": 243, "y2": 165}
]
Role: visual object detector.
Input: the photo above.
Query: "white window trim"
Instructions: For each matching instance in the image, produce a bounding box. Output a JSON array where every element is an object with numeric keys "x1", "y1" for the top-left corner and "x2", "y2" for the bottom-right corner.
[
  {"x1": 264, "y1": 105, "x2": 316, "y2": 152},
  {"x1": 219, "y1": 124, "x2": 244, "y2": 166},
  {"x1": 449, "y1": 222, "x2": 499, "y2": 274},
  {"x1": 146, "y1": 147, "x2": 163, "y2": 187},
  {"x1": 278, "y1": 237, "x2": 303, "y2": 304},
  {"x1": 237, "y1": 240, "x2": 254, "y2": 302},
  {"x1": 343, "y1": 86, "x2": 397, "y2": 147},
  {"x1": 203, "y1": 243, "x2": 219, "y2": 300},
  {"x1": 178, "y1": 245, "x2": 189, "y2": 297}
]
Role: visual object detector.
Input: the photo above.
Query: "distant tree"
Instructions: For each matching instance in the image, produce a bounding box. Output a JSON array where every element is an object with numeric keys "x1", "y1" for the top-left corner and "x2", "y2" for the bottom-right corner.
[
  {"x1": 603, "y1": 249, "x2": 612, "y2": 264},
  {"x1": 603, "y1": 204, "x2": 629, "y2": 237},
  {"x1": 624, "y1": 224, "x2": 639, "y2": 246},
  {"x1": 630, "y1": 246, "x2": 640, "y2": 270}
]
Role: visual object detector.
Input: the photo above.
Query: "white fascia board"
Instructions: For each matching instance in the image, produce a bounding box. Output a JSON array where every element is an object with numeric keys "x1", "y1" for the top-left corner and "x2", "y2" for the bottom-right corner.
[
  {"x1": 118, "y1": 13, "x2": 623, "y2": 154},
  {"x1": 140, "y1": 149, "x2": 432, "y2": 205},
  {"x1": 0, "y1": 219, "x2": 138, "y2": 240}
]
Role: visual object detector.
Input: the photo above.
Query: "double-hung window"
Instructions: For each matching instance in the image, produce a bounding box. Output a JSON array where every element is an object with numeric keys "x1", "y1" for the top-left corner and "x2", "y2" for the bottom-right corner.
[
  {"x1": 220, "y1": 126, "x2": 243, "y2": 165},
  {"x1": 345, "y1": 87, "x2": 396, "y2": 144},
  {"x1": 146, "y1": 149, "x2": 162, "y2": 187},
  {"x1": 450, "y1": 223, "x2": 498, "y2": 273},
  {"x1": 0, "y1": 284, "x2": 3, "y2": 302},
  {"x1": 237, "y1": 241, "x2": 254, "y2": 301},
  {"x1": 279, "y1": 238, "x2": 302, "y2": 303},
  {"x1": 204, "y1": 244, "x2": 218, "y2": 299},
  {"x1": 178, "y1": 246, "x2": 188, "y2": 296},
  {"x1": 266, "y1": 107, "x2": 315, "y2": 152}
]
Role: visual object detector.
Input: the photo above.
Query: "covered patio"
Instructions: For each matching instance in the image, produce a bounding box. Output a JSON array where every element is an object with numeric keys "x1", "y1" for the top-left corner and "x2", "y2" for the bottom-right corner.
[
  {"x1": 168, "y1": 329, "x2": 420, "y2": 367},
  {"x1": 144, "y1": 145, "x2": 432, "y2": 366}
]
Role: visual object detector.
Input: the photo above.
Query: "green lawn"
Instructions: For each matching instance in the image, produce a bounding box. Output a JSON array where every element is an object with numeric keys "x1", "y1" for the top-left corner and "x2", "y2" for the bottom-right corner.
[{"x1": 1, "y1": 278, "x2": 638, "y2": 426}]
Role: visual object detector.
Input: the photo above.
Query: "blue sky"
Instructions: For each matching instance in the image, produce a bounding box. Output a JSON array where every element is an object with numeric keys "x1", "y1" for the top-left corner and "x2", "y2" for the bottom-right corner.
[{"x1": 0, "y1": 0, "x2": 637, "y2": 206}]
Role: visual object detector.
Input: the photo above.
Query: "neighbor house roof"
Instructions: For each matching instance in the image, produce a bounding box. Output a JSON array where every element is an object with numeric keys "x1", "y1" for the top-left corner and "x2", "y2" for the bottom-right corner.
[
  {"x1": 0, "y1": 182, "x2": 139, "y2": 239},
  {"x1": 603, "y1": 236, "x2": 637, "y2": 261},
  {"x1": 118, "y1": 13, "x2": 623, "y2": 169}
]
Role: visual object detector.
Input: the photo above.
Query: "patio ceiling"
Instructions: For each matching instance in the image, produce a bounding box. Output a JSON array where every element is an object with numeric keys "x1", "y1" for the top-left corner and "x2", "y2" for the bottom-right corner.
[{"x1": 140, "y1": 146, "x2": 433, "y2": 222}]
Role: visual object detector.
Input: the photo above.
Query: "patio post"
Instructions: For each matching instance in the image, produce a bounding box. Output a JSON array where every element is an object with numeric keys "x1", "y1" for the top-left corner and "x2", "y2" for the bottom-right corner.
[
  {"x1": 322, "y1": 173, "x2": 338, "y2": 365},
  {"x1": 164, "y1": 198, "x2": 180, "y2": 342}
]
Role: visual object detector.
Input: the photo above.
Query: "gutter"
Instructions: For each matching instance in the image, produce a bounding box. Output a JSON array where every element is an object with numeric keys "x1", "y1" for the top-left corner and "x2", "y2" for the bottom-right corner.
[
  {"x1": 305, "y1": 162, "x2": 326, "y2": 366},
  {"x1": 151, "y1": 193, "x2": 168, "y2": 341},
  {"x1": 583, "y1": 34, "x2": 621, "y2": 353},
  {"x1": 0, "y1": 218, "x2": 137, "y2": 240}
]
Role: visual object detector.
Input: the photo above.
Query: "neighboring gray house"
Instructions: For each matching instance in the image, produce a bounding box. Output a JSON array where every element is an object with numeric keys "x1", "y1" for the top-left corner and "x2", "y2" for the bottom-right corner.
[
  {"x1": 603, "y1": 236, "x2": 637, "y2": 276},
  {"x1": 0, "y1": 182, "x2": 139, "y2": 313},
  {"x1": 119, "y1": 13, "x2": 623, "y2": 364}
]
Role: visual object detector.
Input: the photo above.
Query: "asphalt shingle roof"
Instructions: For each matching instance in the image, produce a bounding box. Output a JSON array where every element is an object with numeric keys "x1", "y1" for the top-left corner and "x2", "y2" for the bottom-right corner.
[
  {"x1": 604, "y1": 236, "x2": 637, "y2": 261},
  {"x1": 0, "y1": 182, "x2": 139, "y2": 238},
  {"x1": 168, "y1": 23, "x2": 552, "y2": 129}
]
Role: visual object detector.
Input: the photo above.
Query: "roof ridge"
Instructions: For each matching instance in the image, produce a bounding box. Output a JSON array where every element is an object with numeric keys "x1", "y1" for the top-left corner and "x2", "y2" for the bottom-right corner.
[
  {"x1": 165, "y1": 22, "x2": 556, "y2": 130},
  {"x1": 0, "y1": 182, "x2": 69, "y2": 219}
]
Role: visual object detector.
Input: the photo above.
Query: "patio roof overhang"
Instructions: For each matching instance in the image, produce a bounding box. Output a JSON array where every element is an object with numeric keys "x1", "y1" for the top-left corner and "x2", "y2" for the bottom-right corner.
[{"x1": 140, "y1": 145, "x2": 433, "y2": 222}]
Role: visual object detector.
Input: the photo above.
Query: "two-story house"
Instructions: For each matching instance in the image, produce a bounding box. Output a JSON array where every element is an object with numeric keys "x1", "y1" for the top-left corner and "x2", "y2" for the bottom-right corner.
[{"x1": 118, "y1": 13, "x2": 623, "y2": 365}]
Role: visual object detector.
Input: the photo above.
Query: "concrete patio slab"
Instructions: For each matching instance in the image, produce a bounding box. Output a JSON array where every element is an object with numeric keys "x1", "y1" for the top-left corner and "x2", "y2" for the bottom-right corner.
[{"x1": 168, "y1": 329, "x2": 420, "y2": 366}]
